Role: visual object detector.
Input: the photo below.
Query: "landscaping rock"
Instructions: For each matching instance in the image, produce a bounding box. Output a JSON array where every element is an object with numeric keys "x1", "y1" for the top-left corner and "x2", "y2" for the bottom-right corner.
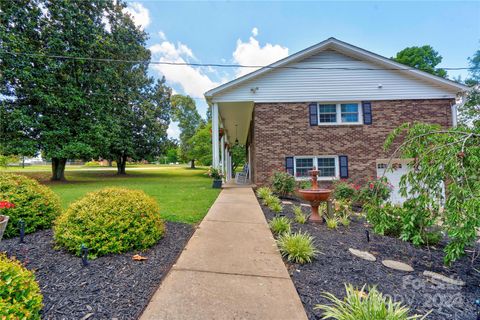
[
  {"x1": 282, "y1": 201, "x2": 293, "y2": 205},
  {"x1": 348, "y1": 248, "x2": 376, "y2": 261},
  {"x1": 300, "y1": 203, "x2": 310, "y2": 207},
  {"x1": 382, "y1": 260, "x2": 414, "y2": 272},
  {"x1": 423, "y1": 271, "x2": 465, "y2": 286}
]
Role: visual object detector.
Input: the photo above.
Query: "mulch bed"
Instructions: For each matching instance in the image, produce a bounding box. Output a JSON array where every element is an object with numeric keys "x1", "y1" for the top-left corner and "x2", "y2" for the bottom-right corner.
[
  {"x1": 0, "y1": 221, "x2": 194, "y2": 320},
  {"x1": 259, "y1": 197, "x2": 480, "y2": 320}
]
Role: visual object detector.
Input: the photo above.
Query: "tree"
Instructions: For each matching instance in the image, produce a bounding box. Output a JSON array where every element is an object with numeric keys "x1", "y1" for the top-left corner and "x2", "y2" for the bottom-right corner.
[
  {"x1": 384, "y1": 122, "x2": 480, "y2": 265},
  {"x1": 1, "y1": 0, "x2": 117, "y2": 180},
  {"x1": 458, "y1": 47, "x2": 480, "y2": 126},
  {"x1": 230, "y1": 144, "x2": 246, "y2": 174},
  {"x1": 171, "y1": 95, "x2": 204, "y2": 168},
  {"x1": 393, "y1": 45, "x2": 447, "y2": 78},
  {"x1": 187, "y1": 123, "x2": 212, "y2": 166}
]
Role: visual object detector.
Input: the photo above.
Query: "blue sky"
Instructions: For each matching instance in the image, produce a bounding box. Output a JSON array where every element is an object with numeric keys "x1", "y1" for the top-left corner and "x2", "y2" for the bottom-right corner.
[{"x1": 124, "y1": 1, "x2": 480, "y2": 137}]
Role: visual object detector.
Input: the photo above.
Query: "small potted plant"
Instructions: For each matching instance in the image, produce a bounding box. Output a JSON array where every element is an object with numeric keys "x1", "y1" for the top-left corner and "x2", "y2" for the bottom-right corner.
[
  {"x1": 0, "y1": 200, "x2": 14, "y2": 241},
  {"x1": 208, "y1": 167, "x2": 223, "y2": 188}
]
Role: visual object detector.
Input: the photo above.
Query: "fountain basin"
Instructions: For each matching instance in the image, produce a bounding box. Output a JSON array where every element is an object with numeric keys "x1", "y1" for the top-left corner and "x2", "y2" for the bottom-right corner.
[{"x1": 297, "y1": 189, "x2": 331, "y2": 202}]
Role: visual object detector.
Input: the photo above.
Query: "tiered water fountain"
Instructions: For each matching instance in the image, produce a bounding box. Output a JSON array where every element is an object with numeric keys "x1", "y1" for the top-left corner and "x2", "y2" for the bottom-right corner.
[{"x1": 297, "y1": 167, "x2": 332, "y2": 223}]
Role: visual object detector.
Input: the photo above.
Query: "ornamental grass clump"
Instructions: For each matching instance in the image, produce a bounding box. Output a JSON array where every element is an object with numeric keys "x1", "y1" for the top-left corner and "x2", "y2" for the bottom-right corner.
[
  {"x1": 277, "y1": 231, "x2": 317, "y2": 264},
  {"x1": 325, "y1": 216, "x2": 339, "y2": 230},
  {"x1": 0, "y1": 254, "x2": 43, "y2": 319},
  {"x1": 0, "y1": 173, "x2": 61, "y2": 238},
  {"x1": 263, "y1": 194, "x2": 280, "y2": 207},
  {"x1": 54, "y1": 187, "x2": 165, "y2": 258},
  {"x1": 293, "y1": 205, "x2": 308, "y2": 224},
  {"x1": 269, "y1": 201, "x2": 283, "y2": 214},
  {"x1": 315, "y1": 284, "x2": 427, "y2": 320},
  {"x1": 256, "y1": 186, "x2": 273, "y2": 199},
  {"x1": 269, "y1": 217, "x2": 291, "y2": 235}
]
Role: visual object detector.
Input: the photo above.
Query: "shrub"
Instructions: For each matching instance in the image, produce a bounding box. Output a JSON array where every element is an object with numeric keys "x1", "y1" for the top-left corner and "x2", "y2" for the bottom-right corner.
[
  {"x1": 315, "y1": 284, "x2": 426, "y2": 320},
  {"x1": 270, "y1": 170, "x2": 295, "y2": 197},
  {"x1": 325, "y1": 216, "x2": 339, "y2": 229},
  {"x1": 293, "y1": 205, "x2": 307, "y2": 224},
  {"x1": 0, "y1": 173, "x2": 62, "y2": 238},
  {"x1": 356, "y1": 177, "x2": 392, "y2": 205},
  {"x1": 332, "y1": 179, "x2": 358, "y2": 200},
  {"x1": 256, "y1": 186, "x2": 272, "y2": 199},
  {"x1": 269, "y1": 217, "x2": 291, "y2": 235},
  {"x1": 277, "y1": 231, "x2": 317, "y2": 264},
  {"x1": 365, "y1": 202, "x2": 404, "y2": 237},
  {"x1": 54, "y1": 187, "x2": 165, "y2": 258},
  {"x1": 0, "y1": 254, "x2": 43, "y2": 319},
  {"x1": 269, "y1": 201, "x2": 283, "y2": 214}
]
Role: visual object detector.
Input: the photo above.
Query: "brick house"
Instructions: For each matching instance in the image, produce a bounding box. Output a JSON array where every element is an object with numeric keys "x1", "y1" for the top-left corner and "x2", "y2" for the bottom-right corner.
[{"x1": 205, "y1": 38, "x2": 467, "y2": 202}]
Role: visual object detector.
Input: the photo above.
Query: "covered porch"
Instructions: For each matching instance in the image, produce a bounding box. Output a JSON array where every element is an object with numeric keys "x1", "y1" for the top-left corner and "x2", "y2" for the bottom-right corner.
[{"x1": 209, "y1": 101, "x2": 254, "y2": 184}]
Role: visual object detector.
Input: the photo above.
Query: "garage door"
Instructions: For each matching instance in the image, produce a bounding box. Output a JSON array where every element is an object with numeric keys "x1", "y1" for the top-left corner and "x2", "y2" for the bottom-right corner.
[{"x1": 376, "y1": 159, "x2": 445, "y2": 205}]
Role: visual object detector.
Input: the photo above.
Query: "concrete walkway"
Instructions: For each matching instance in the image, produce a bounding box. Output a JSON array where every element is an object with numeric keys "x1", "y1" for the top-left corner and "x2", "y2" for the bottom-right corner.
[{"x1": 140, "y1": 187, "x2": 307, "y2": 320}]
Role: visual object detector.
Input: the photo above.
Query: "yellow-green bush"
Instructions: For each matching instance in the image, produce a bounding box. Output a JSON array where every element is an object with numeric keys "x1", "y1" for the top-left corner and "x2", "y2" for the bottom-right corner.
[
  {"x1": 54, "y1": 187, "x2": 165, "y2": 258},
  {"x1": 0, "y1": 254, "x2": 43, "y2": 319},
  {"x1": 0, "y1": 173, "x2": 61, "y2": 238}
]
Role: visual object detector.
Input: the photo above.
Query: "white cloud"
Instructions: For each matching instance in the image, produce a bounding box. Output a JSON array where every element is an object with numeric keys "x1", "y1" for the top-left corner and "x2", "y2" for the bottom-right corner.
[
  {"x1": 123, "y1": 2, "x2": 150, "y2": 30},
  {"x1": 149, "y1": 40, "x2": 218, "y2": 98},
  {"x1": 233, "y1": 28, "x2": 289, "y2": 77},
  {"x1": 158, "y1": 31, "x2": 167, "y2": 41}
]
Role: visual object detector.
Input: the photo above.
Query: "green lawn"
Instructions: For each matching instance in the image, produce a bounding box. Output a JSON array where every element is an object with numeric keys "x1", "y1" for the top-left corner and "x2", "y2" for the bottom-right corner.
[{"x1": 3, "y1": 165, "x2": 220, "y2": 224}]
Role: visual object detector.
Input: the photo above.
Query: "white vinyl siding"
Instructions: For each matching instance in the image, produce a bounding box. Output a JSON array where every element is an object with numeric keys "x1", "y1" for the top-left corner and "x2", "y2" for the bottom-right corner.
[
  {"x1": 211, "y1": 50, "x2": 458, "y2": 103},
  {"x1": 294, "y1": 156, "x2": 339, "y2": 180}
]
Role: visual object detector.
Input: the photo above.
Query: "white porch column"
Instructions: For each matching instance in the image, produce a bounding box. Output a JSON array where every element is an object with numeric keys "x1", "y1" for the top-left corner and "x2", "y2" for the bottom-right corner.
[
  {"x1": 225, "y1": 149, "x2": 229, "y2": 181},
  {"x1": 212, "y1": 103, "x2": 220, "y2": 169},
  {"x1": 220, "y1": 135, "x2": 225, "y2": 175},
  {"x1": 227, "y1": 150, "x2": 232, "y2": 181}
]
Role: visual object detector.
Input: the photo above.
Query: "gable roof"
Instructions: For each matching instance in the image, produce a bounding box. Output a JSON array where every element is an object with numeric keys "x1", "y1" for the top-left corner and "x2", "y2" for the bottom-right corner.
[{"x1": 205, "y1": 37, "x2": 468, "y2": 99}]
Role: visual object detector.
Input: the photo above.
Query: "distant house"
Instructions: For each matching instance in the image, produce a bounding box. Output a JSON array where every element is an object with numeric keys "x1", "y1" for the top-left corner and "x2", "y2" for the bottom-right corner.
[{"x1": 205, "y1": 38, "x2": 468, "y2": 202}]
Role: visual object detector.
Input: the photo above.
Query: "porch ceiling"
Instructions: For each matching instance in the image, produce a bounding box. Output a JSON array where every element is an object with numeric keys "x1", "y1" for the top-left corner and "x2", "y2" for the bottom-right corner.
[{"x1": 218, "y1": 102, "x2": 254, "y2": 145}]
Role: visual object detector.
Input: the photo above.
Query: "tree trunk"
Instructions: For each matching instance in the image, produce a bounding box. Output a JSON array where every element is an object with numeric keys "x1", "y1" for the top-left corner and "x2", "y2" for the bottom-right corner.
[
  {"x1": 108, "y1": 159, "x2": 113, "y2": 167},
  {"x1": 190, "y1": 159, "x2": 195, "y2": 169},
  {"x1": 51, "y1": 158, "x2": 67, "y2": 181},
  {"x1": 117, "y1": 155, "x2": 127, "y2": 175}
]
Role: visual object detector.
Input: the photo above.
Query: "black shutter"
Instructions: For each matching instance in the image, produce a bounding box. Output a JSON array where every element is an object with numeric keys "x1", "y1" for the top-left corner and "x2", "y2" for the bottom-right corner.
[
  {"x1": 339, "y1": 155, "x2": 348, "y2": 178},
  {"x1": 362, "y1": 101, "x2": 372, "y2": 125},
  {"x1": 285, "y1": 157, "x2": 294, "y2": 176},
  {"x1": 308, "y1": 103, "x2": 318, "y2": 126}
]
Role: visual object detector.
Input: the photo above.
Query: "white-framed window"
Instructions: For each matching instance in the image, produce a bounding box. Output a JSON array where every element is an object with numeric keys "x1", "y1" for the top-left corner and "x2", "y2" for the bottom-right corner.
[
  {"x1": 317, "y1": 102, "x2": 362, "y2": 125},
  {"x1": 294, "y1": 156, "x2": 339, "y2": 180}
]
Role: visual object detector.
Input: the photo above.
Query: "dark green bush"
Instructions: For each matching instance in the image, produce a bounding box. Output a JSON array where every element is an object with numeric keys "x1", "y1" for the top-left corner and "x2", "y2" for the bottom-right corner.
[
  {"x1": 54, "y1": 187, "x2": 165, "y2": 258},
  {"x1": 270, "y1": 170, "x2": 295, "y2": 197},
  {"x1": 332, "y1": 179, "x2": 358, "y2": 200},
  {"x1": 0, "y1": 253, "x2": 43, "y2": 319},
  {"x1": 0, "y1": 173, "x2": 62, "y2": 238}
]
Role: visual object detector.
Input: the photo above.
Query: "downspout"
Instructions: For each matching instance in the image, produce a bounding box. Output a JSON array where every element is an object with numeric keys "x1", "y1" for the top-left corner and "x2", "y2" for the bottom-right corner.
[{"x1": 451, "y1": 91, "x2": 468, "y2": 127}]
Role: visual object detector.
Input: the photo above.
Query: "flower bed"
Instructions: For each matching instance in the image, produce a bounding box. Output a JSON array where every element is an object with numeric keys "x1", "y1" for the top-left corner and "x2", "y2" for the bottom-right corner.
[
  {"x1": 259, "y1": 196, "x2": 480, "y2": 320},
  {"x1": 0, "y1": 222, "x2": 193, "y2": 319}
]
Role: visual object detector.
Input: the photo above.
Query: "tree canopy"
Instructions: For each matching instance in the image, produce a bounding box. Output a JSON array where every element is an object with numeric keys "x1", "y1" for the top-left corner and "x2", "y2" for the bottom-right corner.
[
  {"x1": 393, "y1": 45, "x2": 447, "y2": 78},
  {"x1": 0, "y1": 0, "x2": 171, "y2": 179},
  {"x1": 171, "y1": 95, "x2": 204, "y2": 168}
]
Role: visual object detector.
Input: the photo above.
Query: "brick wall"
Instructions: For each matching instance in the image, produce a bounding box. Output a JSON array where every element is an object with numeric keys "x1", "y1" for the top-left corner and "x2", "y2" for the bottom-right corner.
[{"x1": 251, "y1": 99, "x2": 454, "y2": 186}]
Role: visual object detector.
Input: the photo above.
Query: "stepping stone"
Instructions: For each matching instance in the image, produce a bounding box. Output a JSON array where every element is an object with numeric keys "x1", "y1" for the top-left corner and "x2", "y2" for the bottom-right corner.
[
  {"x1": 423, "y1": 271, "x2": 465, "y2": 286},
  {"x1": 281, "y1": 201, "x2": 293, "y2": 205},
  {"x1": 382, "y1": 260, "x2": 414, "y2": 272},
  {"x1": 348, "y1": 248, "x2": 376, "y2": 261}
]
